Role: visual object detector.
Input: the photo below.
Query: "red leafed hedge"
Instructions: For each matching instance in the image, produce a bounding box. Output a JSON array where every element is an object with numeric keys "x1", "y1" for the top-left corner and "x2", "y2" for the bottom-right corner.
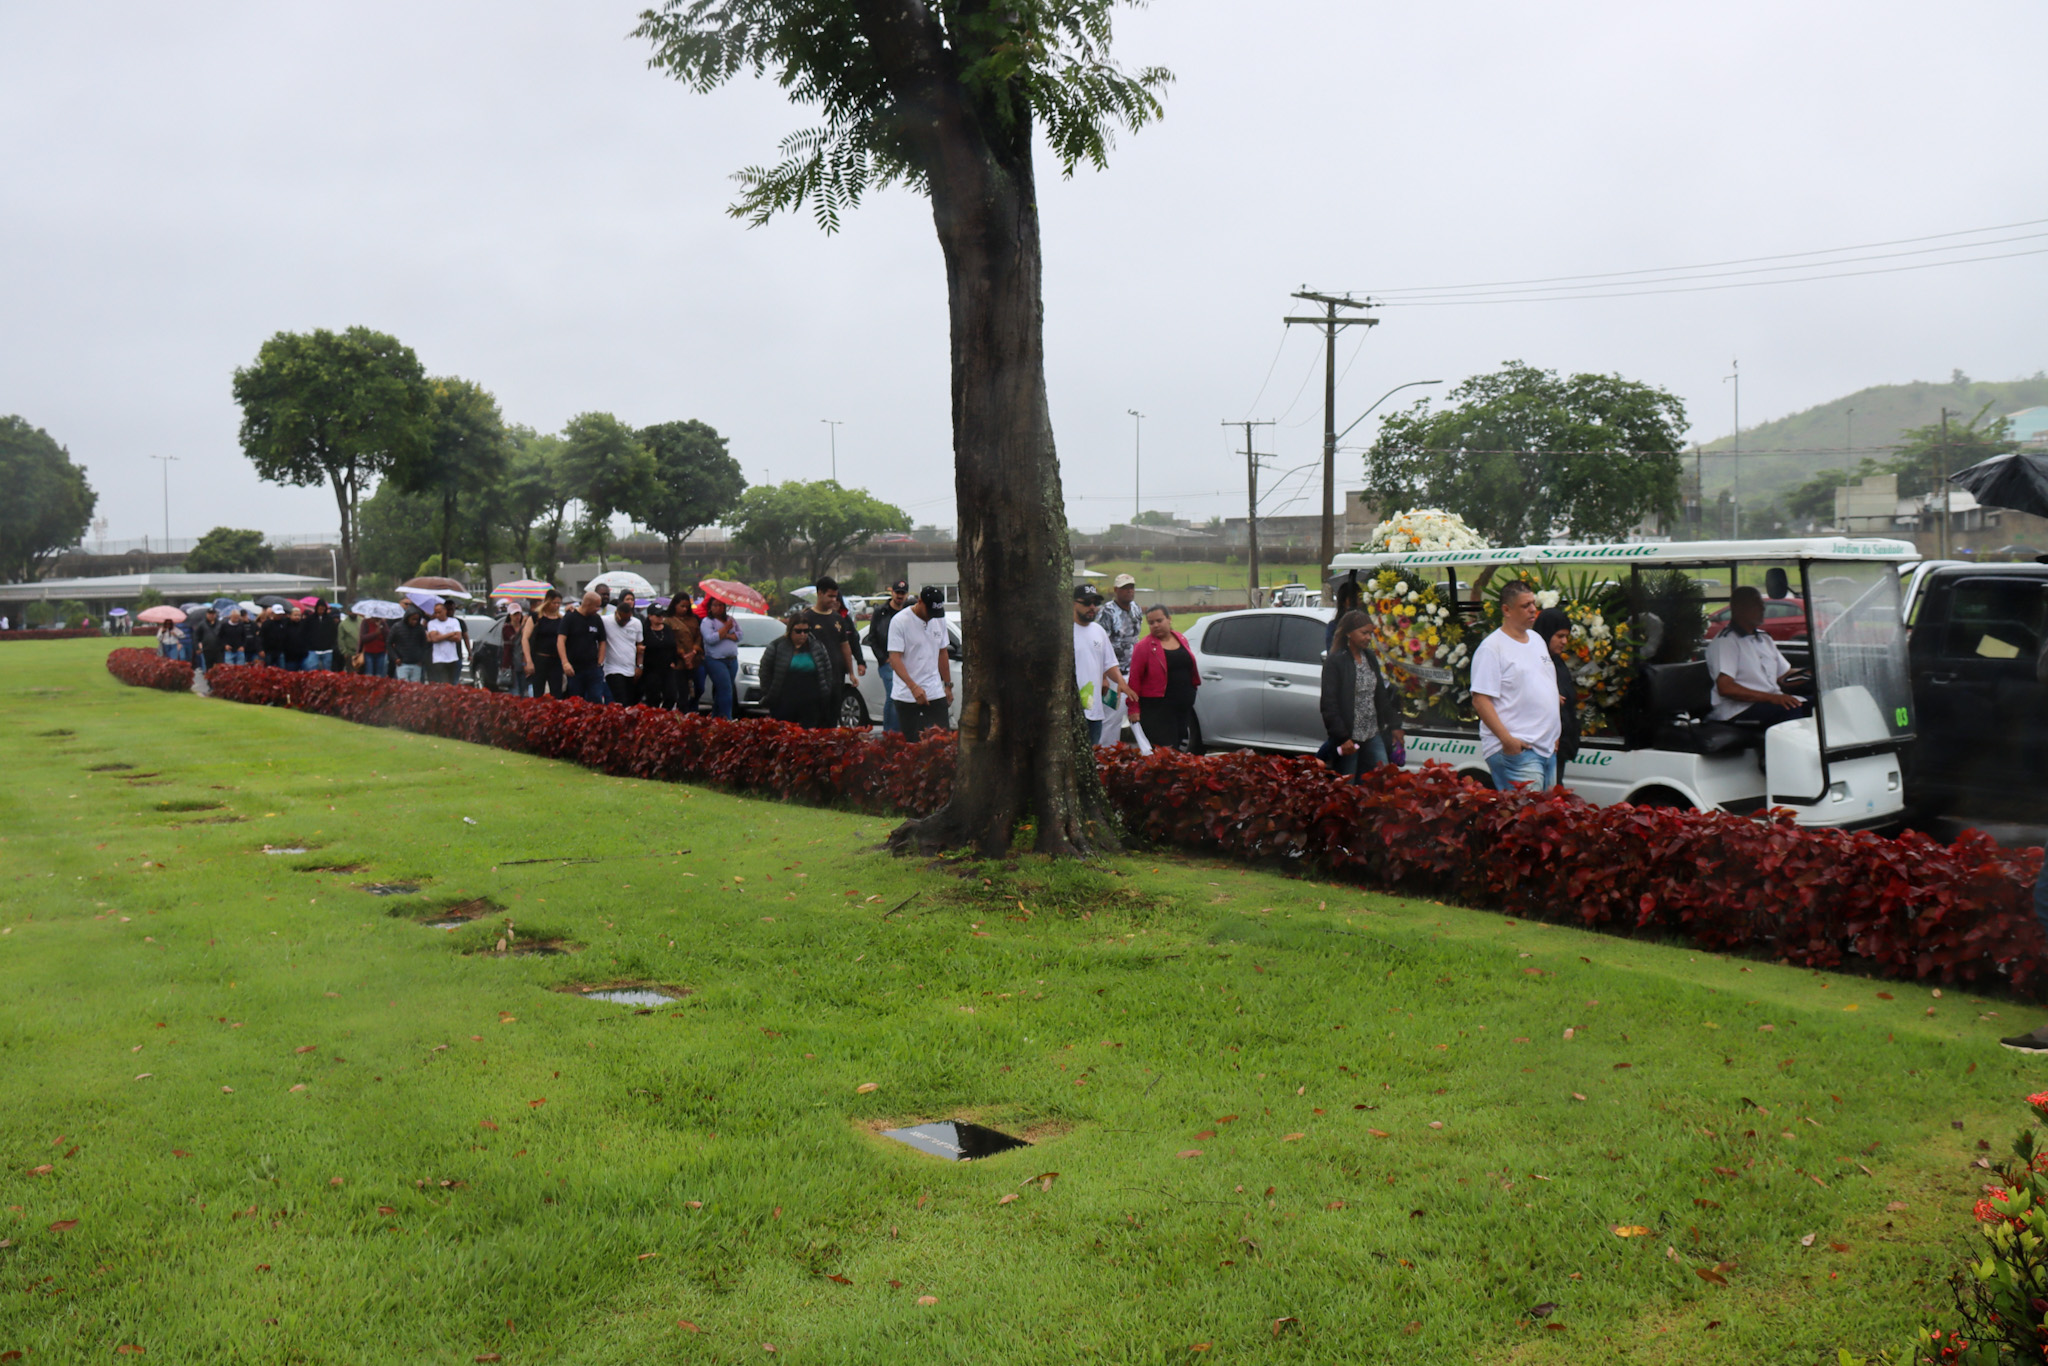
[
  {"x1": 105, "y1": 647, "x2": 195, "y2": 692},
  {"x1": 118, "y1": 656, "x2": 2048, "y2": 993},
  {"x1": 2, "y1": 629, "x2": 106, "y2": 641}
]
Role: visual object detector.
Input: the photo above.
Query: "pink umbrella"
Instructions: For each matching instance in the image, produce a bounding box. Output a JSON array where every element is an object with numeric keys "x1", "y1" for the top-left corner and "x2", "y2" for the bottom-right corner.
[
  {"x1": 698, "y1": 578, "x2": 768, "y2": 615},
  {"x1": 136, "y1": 605, "x2": 186, "y2": 624}
]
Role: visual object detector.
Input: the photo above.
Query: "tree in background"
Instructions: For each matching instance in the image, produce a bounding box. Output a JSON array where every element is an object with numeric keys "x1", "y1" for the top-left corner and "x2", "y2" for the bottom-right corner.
[
  {"x1": 729, "y1": 482, "x2": 806, "y2": 586},
  {"x1": 496, "y1": 426, "x2": 569, "y2": 583},
  {"x1": 560, "y1": 413, "x2": 655, "y2": 573},
  {"x1": 0, "y1": 415, "x2": 98, "y2": 583},
  {"x1": 231, "y1": 327, "x2": 434, "y2": 598},
  {"x1": 637, "y1": 0, "x2": 1168, "y2": 857},
  {"x1": 634, "y1": 420, "x2": 745, "y2": 596},
  {"x1": 1365, "y1": 362, "x2": 1686, "y2": 546},
  {"x1": 1891, "y1": 404, "x2": 2016, "y2": 498},
  {"x1": 388, "y1": 377, "x2": 509, "y2": 580},
  {"x1": 183, "y1": 527, "x2": 273, "y2": 574},
  {"x1": 356, "y1": 481, "x2": 447, "y2": 588}
]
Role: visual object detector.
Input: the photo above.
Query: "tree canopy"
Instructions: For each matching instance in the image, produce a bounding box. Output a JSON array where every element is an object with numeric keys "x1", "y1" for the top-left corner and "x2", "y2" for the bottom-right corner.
[
  {"x1": 560, "y1": 413, "x2": 656, "y2": 572},
  {"x1": 633, "y1": 419, "x2": 746, "y2": 595},
  {"x1": 1364, "y1": 362, "x2": 1687, "y2": 546},
  {"x1": 495, "y1": 426, "x2": 569, "y2": 582},
  {"x1": 389, "y1": 377, "x2": 509, "y2": 577},
  {"x1": 731, "y1": 479, "x2": 906, "y2": 585},
  {"x1": 183, "y1": 527, "x2": 272, "y2": 574},
  {"x1": 231, "y1": 327, "x2": 434, "y2": 596},
  {"x1": 0, "y1": 416, "x2": 97, "y2": 583}
]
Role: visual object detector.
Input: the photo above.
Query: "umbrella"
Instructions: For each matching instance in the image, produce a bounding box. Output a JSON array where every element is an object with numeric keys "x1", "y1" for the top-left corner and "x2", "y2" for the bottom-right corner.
[
  {"x1": 1950, "y1": 451, "x2": 2048, "y2": 520},
  {"x1": 254, "y1": 594, "x2": 293, "y2": 608},
  {"x1": 491, "y1": 578, "x2": 552, "y2": 600},
  {"x1": 107, "y1": 607, "x2": 128, "y2": 618},
  {"x1": 179, "y1": 602, "x2": 209, "y2": 615},
  {"x1": 400, "y1": 589, "x2": 443, "y2": 613},
  {"x1": 399, "y1": 576, "x2": 472, "y2": 598},
  {"x1": 236, "y1": 600, "x2": 260, "y2": 615},
  {"x1": 136, "y1": 605, "x2": 185, "y2": 624},
  {"x1": 698, "y1": 578, "x2": 768, "y2": 615},
  {"x1": 587, "y1": 570, "x2": 658, "y2": 600},
  {"x1": 351, "y1": 599, "x2": 406, "y2": 620},
  {"x1": 211, "y1": 597, "x2": 237, "y2": 613}
]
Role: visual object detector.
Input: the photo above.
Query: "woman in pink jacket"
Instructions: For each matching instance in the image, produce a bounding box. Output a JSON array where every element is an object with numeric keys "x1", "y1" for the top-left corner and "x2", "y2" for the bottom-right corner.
[{"x1": 1127, "y1": 605, "x2": 1201, "y2": 752}]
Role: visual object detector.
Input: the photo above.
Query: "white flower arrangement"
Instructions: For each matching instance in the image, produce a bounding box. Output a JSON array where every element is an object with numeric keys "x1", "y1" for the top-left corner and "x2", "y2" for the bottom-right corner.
[{"x1": 1363, "y1": 508, "x2": 1492, "y2": 554}]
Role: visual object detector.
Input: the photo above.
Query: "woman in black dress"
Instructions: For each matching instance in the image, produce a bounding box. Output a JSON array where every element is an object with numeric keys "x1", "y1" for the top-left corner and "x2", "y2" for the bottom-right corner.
[
  {"x1": 524, "y1": 591, "x2": 567, "y2": 698},
  {"x1": 641, "y1": 610, "x2": 682, "y2": 709}
]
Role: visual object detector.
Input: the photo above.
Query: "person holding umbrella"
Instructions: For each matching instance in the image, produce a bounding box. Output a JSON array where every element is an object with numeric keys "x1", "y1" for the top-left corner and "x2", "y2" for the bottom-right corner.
[
  {"x1": 359, "y1": 608, "x2": 389, "y2": 677},
  {"x1": 425, "y1": 602, "x2": 465, "y2": 685},
  {"x1": 700, "y1": 595, "x2": 741, "y2": 719},
  {"x1": 388, "y1": 605, "x2": 429, "y2": 683}
]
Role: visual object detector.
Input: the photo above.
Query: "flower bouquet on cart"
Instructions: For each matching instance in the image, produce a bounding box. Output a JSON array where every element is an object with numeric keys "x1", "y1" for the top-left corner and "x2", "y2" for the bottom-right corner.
[
  {"x1": 1362, "y1": 508, "x2": 1491, "y2": 554},
  {"x1": 1357, "y1": 509, "x2": 1491, "y2": 721}
]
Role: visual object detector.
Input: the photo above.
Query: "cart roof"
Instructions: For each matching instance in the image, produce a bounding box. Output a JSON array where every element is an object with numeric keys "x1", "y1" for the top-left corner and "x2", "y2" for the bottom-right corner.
[{"x1": 1330, "y1": 536, "x2": 1919, "y2": 574}]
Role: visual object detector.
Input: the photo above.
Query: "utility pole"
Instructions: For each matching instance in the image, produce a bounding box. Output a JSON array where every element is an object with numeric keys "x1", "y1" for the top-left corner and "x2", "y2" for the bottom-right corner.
[
  {"x1": 1939, "y1": 407, "x2": 1954, "y2": 558},
  {"x1": 1845, "y1": 407, "x2": 1854, "y2": 457},
  {"x1": 820, "y1": 419, "x2": 842, "y2": 482},
  {"x1": 1126, "y1": 409, "x2": 1145, "y2": 521},
  {"x1": 1723, "y1": 360, "x2": 1740, "y2": 540},
  {"x1": 149, "y1": 455, "x2": 179, "y2": 560},
  {"x1": 1224, "y1": 419, "x2": 1275, "y2": 607},
  {"x1": 1285, "y1": 290, "x2": 1377, "y2": 576},
  {"x1": 1693, "y1": 444, "x2": 1704, "y2": 540}
]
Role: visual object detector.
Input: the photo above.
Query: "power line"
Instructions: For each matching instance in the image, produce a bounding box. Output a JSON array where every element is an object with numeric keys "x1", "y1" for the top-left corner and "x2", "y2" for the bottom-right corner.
[
  {"x1": 1369, "y1": 244, "x2": 2048, "y2": 307},
  {"x1": 1360, "y1": 214, "x2": 2048, "y2": 298},
  {"x1": 1239, "y1": 326, "x2": 1294, "y2": 418}
]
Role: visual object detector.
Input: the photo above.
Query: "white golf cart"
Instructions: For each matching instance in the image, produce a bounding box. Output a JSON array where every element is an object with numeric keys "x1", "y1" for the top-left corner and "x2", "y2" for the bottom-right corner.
[{"x1": 1326, "y1": 537, "x2": 1921, "y2": 829}]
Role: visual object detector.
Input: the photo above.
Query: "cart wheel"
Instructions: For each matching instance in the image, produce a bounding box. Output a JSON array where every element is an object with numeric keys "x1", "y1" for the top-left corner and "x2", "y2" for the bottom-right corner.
[
  {"x1": 838, "y1": 691, "x2": 870, "y2": 729},
  {"x1": 1628, "y1": 786, "x2": 1694, "y2": 810}
]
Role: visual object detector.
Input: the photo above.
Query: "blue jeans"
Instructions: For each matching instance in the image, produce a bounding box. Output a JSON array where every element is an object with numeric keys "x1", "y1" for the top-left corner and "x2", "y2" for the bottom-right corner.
[
  {"x1": 1086, "y1": 717, "x2": 1106, "y2": 745},
  {"x1": 306, "y1": 650, "x2": 334, "y2": 670},
  {"x1": 281, "y1": 655, "x2": 306, "y2": 672},
  {"x1": 565, "y1": 664, "x2": 607, "y2": 701},
  {"x1": 361, "y1": 653, "x2": 388, "y2": 677},
  {"x1": 702, "y1": 657, "x2": 737, "y2": 718},
  {"x1": 224, "y1": 649, "x2": 246, "y2": 666},
  {"x1": 395, "y1": 663, "x2": 423, "y2": 683},
  {"x1": 1334, "y1": 734, "x2": 1391, "y2": 781},
  {"x1": 1487, "y1": 748, "x2": 1556, "y2": 792},
  {"x1": 881, "y1": 694, "x2": 898, "y2": 733}
]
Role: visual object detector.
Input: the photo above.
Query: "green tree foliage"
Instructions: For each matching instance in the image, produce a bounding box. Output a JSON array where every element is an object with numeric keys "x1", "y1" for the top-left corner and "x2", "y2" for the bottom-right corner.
[
  {"x1": 635, "y1": 0, "x2": 1167, "y2": 858},
  {"x1": 732, "y1": 480, "x2": 907, "y2": 585},
  {"x1": 132, "y1": 587, "x2": 165, "y2": 611},
  {"x1": 0, "y1": 416, "x2": 98, "y2": 583},
  {"x1": 183, "y1": 527, "x2": 273, "y2": 574},
  {"x1": 495, "y1": 427, "x2": 569, "y2": 584},
  {"x1": 1365, "y1": 362, "x2": 1687, "y2": 546},
  {"x1": 356, "y1": 480, "x2": 447, "y2": 587},
  {"x1": 633, "y1": 420, "x2": 746, "y2": 597},
  {"x1": 1130, "y1": 510, "x2": 1180, "y2": 527},
  {"x1": 559, "y1": 413, "x2": 656, "y2": 573},
  {"x1": 1890, "y1": 404, "x2": 2016, "y2": 498},
  {"x1": 388, "y1": 377, "x2": 508, "y2": 579},
  {"x1": 231, "y1": 327, "x2": 434, "y2": 597}
]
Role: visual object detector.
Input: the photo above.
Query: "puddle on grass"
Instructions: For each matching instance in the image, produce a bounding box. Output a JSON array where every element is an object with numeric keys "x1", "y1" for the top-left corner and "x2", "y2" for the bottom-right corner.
[
  {"x1": 471, "y1": 939, "x2": 577, "y2": 957},
  {"x1": 359, "y1": 883, "x2": 421, "y2": 897},
  {"x1": 881, "y1": 1121, "x2": 1031, "y2": 1162},
  {"x1": 411, "y1": 897, "x2": 500, "y2": 929},
  {"x1": 303, "y1": 863, "x2": 366, "y2": 873},
  {"x1": 263, "y1": 846, "x2": 309, "y2": 855},
  {"x1": 557, "y1": 982, "x2": 687, "y2": 1007},
  {"x1": 88, "y1": 763, "x2": 134, "y2": 772},
  {"x1": 154, "y1": 799, "x2": 224, "y2": 813},
  {"x1": 583, "y1": 989, "x2": 677, "y2": 1007}
]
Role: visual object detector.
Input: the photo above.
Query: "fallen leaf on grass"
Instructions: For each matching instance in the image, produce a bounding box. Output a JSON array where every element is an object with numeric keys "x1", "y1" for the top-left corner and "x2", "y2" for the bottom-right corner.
[
  {"x1": 1030, "y1": 1172, "x2": 1058, "y2": 1193},
  {"x1": 294, "y1": 1045, "x2": 315, "y2": 1054},
  {"x1": 1694, "y1": 1198, "x2": 1721, "y2": 1209},
  {"x1": 115, "y1": 1350, "x2": 144, "y2": 1358},
  {"x1": 1696, "y1": 1265, "x2": 1728, "y2": 1285},
  {"x1": 1188, "y1": 1345, "x2": 1211, "y2": 1353},
  {"x1": 825, "y1": 1274, "x2": 851, "y2": 1285},
  {"x1": 1712, "y1": 1166, "x2": 1739, "y2": 1177},
  {"x1": 1611, "y1": 1225, "x2": 1650, "y2": 1238},
  {"x1": 27, "y1": 1166, "x2": 51, "y2": 1177},
  {"x1": 1571, "y1": 1093, "x2": 1586, "y2": 1101},
  {"x1": 1402, "y1": 1321, "x2": 1421, "y2": 1336},
  {"x1": 475, "y1": 1356, "x2": 501, "y2": 1363},
  {"x1": 480, "y1": 1120, "x2": 498, "y2": 1131},
  {"x1": 1829, "y1": 1241, "x2": 1850, "y2": 1253},
  {"x1": 998, "y1": 1193, "x2": 1019, "y2": 1205},
  {"x1": 678, "y1": 1320, "x2": 702, "y2": 1333},
  {"x1": 1176, "y1": 1150, "x2": 1202, "y2": 1160},
  {"x1": 856, "y1": 1083, "x2": 879, "y2": 1094},
  {"x1": 1283, "y1": 1132, "x2": 1305, "y2": 1142},
  {"x1": 1545, "y1": 1323, "x2": 1568, "y2": 1332},
  {"x1": 47, "y1": 1219, "x2": 77, "y2": 1232},
  {"x1": 1886, "y1": 1201, "x2": 1909, "y2": 1212},
  {"x1": 1215, "y1": 1114, "x2": 1237, "y2": 1124},
  {"x1": 1193, "y1": 1130, "x2": 1216, "y2": 1141},
  {"x1": 916, "y1": 1295, "x2": 937, "y2": 1306},
  {"x1": 1799, "y1": 1233, "x2": 1817, "y2": 1247},
  {"x1": 378, "y1": 1206, "x2": 397, "y2": 1216},
  {"x1": 1270, "y1": 1317, "x2": 1299, "y2": 1336},
  {"x1": 529, "y1": 1098, "x2": 546, "y2": 1109},
  {"x1": 637, "y1": 1252, "x2": 660, "y2": 1261},
  {"x1": 1366, "y1": 1129, "x2": 1389, "y2": 1139}
]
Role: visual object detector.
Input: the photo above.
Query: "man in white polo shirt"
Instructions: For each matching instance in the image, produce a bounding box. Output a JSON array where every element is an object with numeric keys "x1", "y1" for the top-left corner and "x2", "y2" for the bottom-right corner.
[
  {"x1": 1470, "y1": 580, "x2": 1563, "y2": 790},
  {"x1": 1705, "y1": 586, "x2": 1809, "y2": 727}
]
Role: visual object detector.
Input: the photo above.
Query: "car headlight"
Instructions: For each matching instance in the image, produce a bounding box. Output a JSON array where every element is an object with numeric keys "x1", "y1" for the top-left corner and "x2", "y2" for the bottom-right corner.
[{"x1": 740, "y1": 664, "x2": 758, "y2": 677}]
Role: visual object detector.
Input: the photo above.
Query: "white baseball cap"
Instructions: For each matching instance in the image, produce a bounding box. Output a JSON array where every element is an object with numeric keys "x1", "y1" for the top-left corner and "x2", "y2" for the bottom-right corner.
[{"x1": 1112, "y1": 574, "x2": 1137, "y2": 588}]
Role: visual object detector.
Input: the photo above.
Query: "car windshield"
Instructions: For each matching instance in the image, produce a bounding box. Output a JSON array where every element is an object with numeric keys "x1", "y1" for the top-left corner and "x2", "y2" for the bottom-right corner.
[
  {"x1": 732, "y1": 612, "x2": 785, "y2": 645},
  {"x1": 1807, "y1": 560, "x2": 1914, "y2": 749}
]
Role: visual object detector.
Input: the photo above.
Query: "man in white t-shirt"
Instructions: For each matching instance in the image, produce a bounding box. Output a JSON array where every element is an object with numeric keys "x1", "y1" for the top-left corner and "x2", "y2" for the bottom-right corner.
[
  {"x1": 425, "y1": 603, "x2": 465, "y2": 686},
  {"x1": 1072, "y1": 585, "x2": 1127, "y2": 746},
  {"x1": 601, "y1": 592, "x2": 645, "y2": 706},
  {"x1": 1704, "y1": 586, "x2": 1809, "y2": 726},
  {"x1": 1470, "y1": 580, "x2": 1563, "y2": 791},
  {"x1": 886, "y1": 585, "x2": 954, "y2": 741}
]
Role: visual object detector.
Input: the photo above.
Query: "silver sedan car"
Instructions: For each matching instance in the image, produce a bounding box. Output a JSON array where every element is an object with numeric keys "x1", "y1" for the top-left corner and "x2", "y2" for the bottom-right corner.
[{"x1": 1181, "y1": 606, "x2": 1334, "y2": 753}]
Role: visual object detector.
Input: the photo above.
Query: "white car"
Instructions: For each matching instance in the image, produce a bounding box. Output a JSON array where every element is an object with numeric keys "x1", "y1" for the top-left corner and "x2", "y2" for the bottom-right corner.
[{"x1": 1182, "y1": 607, "x2": 1335, "y2": 754}]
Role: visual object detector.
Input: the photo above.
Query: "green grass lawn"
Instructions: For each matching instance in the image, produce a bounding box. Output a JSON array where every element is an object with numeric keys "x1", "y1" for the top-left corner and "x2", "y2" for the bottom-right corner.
[{"x1": 0, "y1": 640, "x2": 2036, "y2": 1363}]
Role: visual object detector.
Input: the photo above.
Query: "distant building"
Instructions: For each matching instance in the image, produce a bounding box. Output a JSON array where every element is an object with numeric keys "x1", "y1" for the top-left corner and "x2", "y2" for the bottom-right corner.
[{"x1": 2008, "y1": 406, "x2": 2048, "y2": 449}]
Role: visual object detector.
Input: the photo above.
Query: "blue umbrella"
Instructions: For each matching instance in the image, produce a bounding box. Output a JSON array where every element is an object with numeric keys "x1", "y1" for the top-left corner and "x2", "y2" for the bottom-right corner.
[
  {"x1": 400, "y1": 589, "x2": 443, "y2": 613},
  {"x1": 351, "y1": 599, "x2": 406, "y2": 620},
  {"x1": 212, "y1": 597, "x2": 237, "y2": 613}
]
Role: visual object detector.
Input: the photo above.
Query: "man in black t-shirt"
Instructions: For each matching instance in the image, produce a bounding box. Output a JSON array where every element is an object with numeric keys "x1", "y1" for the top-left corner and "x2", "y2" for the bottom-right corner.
[{"x1": 561, "y1": 592, "x2": 610, "y2": 701}]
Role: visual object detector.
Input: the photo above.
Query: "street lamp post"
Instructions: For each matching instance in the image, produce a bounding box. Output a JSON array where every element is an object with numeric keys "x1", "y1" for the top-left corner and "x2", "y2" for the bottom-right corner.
[
  {"x1": 821, "y1": 420, "x2": 843, "y2": 482},
  {"x1": 1126, "y1": 409, "x2": 1144, "y2": 522},
  {"x1": 149, "y1": 455, "x2": 179, "y2": 562}
]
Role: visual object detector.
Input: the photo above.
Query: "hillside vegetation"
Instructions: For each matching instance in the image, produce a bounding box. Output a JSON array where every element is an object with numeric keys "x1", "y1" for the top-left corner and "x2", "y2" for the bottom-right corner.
[{"x1": 1694, "y1": 371, "x2": 2048, "y2": 507}]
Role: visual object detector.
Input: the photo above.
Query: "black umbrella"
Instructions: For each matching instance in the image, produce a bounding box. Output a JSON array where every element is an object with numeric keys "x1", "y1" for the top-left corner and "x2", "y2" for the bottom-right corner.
[
  {"x1": 1949, "y1": 450, "x2": 2048, "y2": 520},
  {"x1": 254, "y1": 594, "x2": 293, "y2": 608}
]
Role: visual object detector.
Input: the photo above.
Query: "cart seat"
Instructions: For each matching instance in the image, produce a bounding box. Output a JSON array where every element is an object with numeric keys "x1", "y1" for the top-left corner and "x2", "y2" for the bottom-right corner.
[{"x1": 1641, "y1": 661, "x2": 1756, "y2": 757}]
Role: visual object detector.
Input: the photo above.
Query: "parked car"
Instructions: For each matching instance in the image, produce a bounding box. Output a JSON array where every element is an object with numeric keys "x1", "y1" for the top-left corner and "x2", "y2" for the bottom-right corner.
[
  {"x1": 1704, "y1": 596, "x2": 1810, "y2": 641},
  {"x1": 1904, "y1": 562, "x2": 2048, "y2": 818},
  {"x1": 734, "y1": 610, "x2": 967, "y2": 728},
  {"x1": 1183, "y1": 607, "x2": 1335, "y2": 754}
]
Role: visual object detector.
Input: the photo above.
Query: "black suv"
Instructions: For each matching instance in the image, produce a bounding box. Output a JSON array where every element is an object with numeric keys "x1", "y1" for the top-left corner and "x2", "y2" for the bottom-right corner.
[{"x1": 1905, "y1": 562, "x2": 2048, "y2": 818}]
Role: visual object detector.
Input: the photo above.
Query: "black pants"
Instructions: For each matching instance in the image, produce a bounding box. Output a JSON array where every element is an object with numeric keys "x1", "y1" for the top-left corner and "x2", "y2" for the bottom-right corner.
[
  {"x1": 426, "y1": 661, "x2": 461, "y2": 685},
  {"x1": 605, "y1": 673, "x2": 637, "y2": 706},
  {"x1": 640, "y1": 668, "x2": 680, "y2": 710},
  {"x1": 532, "y1": 655, "x2": 565, "y2": 698},
  {"x1": 1138, "y1": 698, "x2": 1192, "y2": 751},
  {"x1": 769, "y1": 693, "x2": 824, "y2": 728},
  {"x1": 894, "y1": 699, "x2": 950, "y2": 741}
]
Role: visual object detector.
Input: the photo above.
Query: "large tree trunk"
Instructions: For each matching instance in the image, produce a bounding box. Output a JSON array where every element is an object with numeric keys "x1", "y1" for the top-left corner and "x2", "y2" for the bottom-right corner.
[
  {"x1": 888, "y1": 126, "x2": 1118, "y2": 859},
  {"x1": 331, "y1": 471, "x2": 357, "y2": 600}
]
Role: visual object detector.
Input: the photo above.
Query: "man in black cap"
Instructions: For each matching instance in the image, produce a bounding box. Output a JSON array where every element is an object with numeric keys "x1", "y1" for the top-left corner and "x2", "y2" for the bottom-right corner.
[
  {"x1": 885, "y1": 585, "x2": 953, "y2": 740},
  {"x1": 865, "y1": 578, "x2": 912, "y2": 732}
]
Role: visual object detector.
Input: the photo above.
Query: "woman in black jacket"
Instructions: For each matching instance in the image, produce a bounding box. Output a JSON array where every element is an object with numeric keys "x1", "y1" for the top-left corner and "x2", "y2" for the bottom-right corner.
[
  {"x1": 1319, "y1": 609, "x2": 1403, "y2": 780},
  {"x1": 1534, "y1": 606, "x2": 1579, "y2": 783},
  {"x1": 757, "y1": 611, "x2": 835, "y2": 727}
]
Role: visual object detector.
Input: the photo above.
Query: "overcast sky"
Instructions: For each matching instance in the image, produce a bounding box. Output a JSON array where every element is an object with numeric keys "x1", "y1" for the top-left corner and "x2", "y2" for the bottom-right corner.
[{"x1": 4, "y1": 0, "x2": 2044, "y2": 544}]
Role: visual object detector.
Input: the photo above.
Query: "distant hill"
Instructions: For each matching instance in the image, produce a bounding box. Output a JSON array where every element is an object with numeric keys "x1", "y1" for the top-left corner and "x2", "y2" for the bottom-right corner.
[{"x1": 1694, "y1": 371, "x2": 2048, "y2": 508}]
